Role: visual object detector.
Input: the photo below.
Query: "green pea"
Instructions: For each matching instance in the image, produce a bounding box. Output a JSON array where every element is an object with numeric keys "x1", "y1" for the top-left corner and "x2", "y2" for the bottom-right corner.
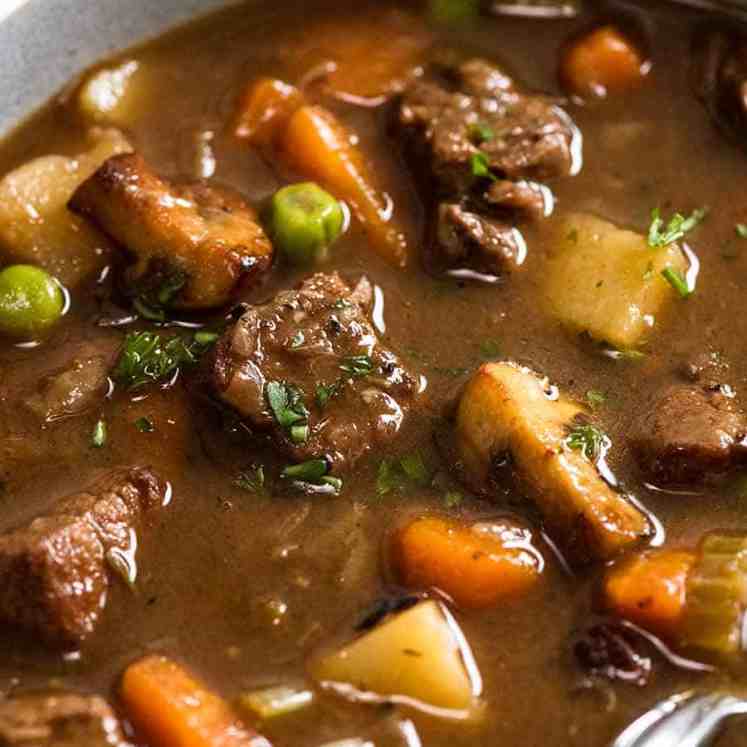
[
  {"x1": 0, "y1": 265, "x2": 65, "y2": 338},
  {"x1": 266, "y1": 182, "x2": 344, "y2": 265}
]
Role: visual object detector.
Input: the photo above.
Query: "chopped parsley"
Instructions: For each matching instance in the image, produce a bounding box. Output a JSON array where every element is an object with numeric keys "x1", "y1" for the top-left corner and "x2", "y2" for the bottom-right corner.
[
  {"x1": 643, "y1": 261, "x2": 655, "y2": 281},
  {"x1": 289, "y1": 331, "x2": 305, "y2": 349},
  {"x1": 400, "y1": 452, "x2": 430, "y2": 485},
  {"x1": 585, "y1": 390, "x2": 607, "y2": 409},
  {"x1": 736, "y1": 224, "x2": 747, "y2": 239},
  {"x1": 316, "y1": 381, "x2": 342, "y2": 409},
  {"x1": 647, "y1": 207, "x2": 707, "y2": 248},
  {"x1": 234, "y1": 464, "x2": 266, "y2": 495},
  {"x1": 340, "y1": 355, "x2": 374, "y2": 378},
  {"x1": 92, "y1": 419, "x2": 107, "y2": 448},
  {"x1": 135, "y1": 417, "x2": 155, "y2": 433},
  {"x1": 479, "y1": 339, "x2": 501, "y2": 359},
  {"x1": 470, "y1": 152, "x2": 497, "y2": 182},
  {"x1": 565, "y1": 423, "x2": 606, "y2": 462},
  {"x1": 468, "y1": 122, "x2": 495, "y2": 145},
  {"x1": 266, "y1": 381, "x2": 310, "y2": 444},
  {"x1": 113, "y1": 330, "x2": 217, "y2": 390},
  {"x1": 133, "y1": 270, "x2": 187, "y2": 322},
  {"x1": 444, "y1": 490, "x2": 464, "y2": 508},
  {"x1": 281, "y1": 459, "x2": 341, "y2": 494},
  {"x1": 661, "y1": 267, "x2": 691, "y2": 298},
  {"x1": 377, "y1": 452, "x2": 432, "y2": 497},
  {"x1": 566, "y1": 228, "x2": 579, "y2": 244}
]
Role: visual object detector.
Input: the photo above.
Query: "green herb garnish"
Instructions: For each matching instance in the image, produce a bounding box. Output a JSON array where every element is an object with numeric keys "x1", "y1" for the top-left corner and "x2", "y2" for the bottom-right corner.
[
  {"x1": 566, "y1": 228, "x2": 579, "y2": 244},
  {"x1": 266, "y1": 381, "x2": 310, "y2": 443},
  {"x1": 661, "y1": 267, "x2": 691, "y2": 298},
  {"x1": 399, "y1": 452, "x2": 430, "y2": 485},
  {"x1": 281, "y1": 459, "x2": 341, "y2": 494},
  {"x1": 468, "y1": 122, "x2": 495, "y2": 145},
  {"x1": 113, "y1": 330, "x2": 217, "y2": 390},
  {"x1": 479, "y1": 339, "x2": 501, "y2": 359},
  {"x1": 316, "y1": 381, "x2": 342, "y2": 409},
  {"x1": 585, "y1": 390, "x2": 606, "y2": 409},
  {"x1": 470, "y1": 152, "x2": 497, "y2": 182},
  {"x1": 376, "y1": 453, "x2": 432, "y2": 497},
  {"x1": 647, "y1": 207, "x2": 707, "y2": 248},
  {"x1": 565, "y1": 423, "x2": 607, "y2": 462},
  {"x1": 736, "y1": 224, "x2": 747, "y2": 239},
  {"x1": 92, "y1": 419, "x2": 107, "y2": 448},
  {"x1": 429, "y1": 0, "x2": 481, "y2": 23},
  {"x1": 289, "y1": 331, "x2": 305, "y2": 349},
  {"x1": 234, "y1": 464, "x2": 266, "y2": 494},
  {"x1": 135, "y1": 417, "x2": 154, "y2": 433},
  {"x1": 444, "y1": 490, "x2": 464, "y2": 508},
  {"x1": 340, "y1": 355, "x2": 374, "y2": 378}
]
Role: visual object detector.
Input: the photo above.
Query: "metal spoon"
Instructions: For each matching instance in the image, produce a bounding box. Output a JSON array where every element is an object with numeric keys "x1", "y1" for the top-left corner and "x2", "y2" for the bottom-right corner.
[{"x1": 612, "y1": 691, "x2": 747, "y2": 747}]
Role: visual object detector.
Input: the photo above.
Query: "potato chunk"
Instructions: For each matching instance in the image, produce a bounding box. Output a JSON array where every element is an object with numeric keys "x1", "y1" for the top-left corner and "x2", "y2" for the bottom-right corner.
[
  {"x1": 0, "y1": 128, "x2": 132, "y2": 288},
  {"x1": 456, "y1": 362, "x2": 649, "y2": 563},
  {"x1": 69, "y1": 153, "x2": 274, "y2": 310},
  {"x1": 544, "y1": 213, "x2": 688, "y2": 349},
  {"x1": 311, "y1": 600, "x2": 482, "y2": 719}
]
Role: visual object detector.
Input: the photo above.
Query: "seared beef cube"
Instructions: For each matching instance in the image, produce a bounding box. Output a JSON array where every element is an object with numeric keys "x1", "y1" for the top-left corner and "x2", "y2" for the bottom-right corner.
[
  {"x1": 399, "y1": 58, "x2": 578, "y2": 195},
  {"x1": 483, "y1": 179, "x2": 553, "y2": 221},
  {"x1": 634, "y1": 385, "x2": 747, "y2": 484},
  {"x1": 0, "y1": 692, "x2": 125, "y2": 746},
  {"x1": 69, "y1": 153, "x2": 273, "y2": 310},
  {"x1": 398, "y1": 58, "x2": 579, "y2": 274},
  {"x1": 436, "y1": 203, "x2": 526, "y2": 274},
  {"x1": 0, "y1": 467, "x2": 167, "y2": 646},
  {"x1": 210, "y1": 273, "x2": 419, "y2": 472}
]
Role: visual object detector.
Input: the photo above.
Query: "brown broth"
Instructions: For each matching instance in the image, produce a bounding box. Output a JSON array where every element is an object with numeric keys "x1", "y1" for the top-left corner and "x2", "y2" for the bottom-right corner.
[{"x1": 2, "y1": 1, "x2": 747, "y2": 744}]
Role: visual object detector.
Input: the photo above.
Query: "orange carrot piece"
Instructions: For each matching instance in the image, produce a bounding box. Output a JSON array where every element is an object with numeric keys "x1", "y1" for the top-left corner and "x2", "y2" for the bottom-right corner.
[
  {"x1": 560, "y1": 25, "x2": 648, "y2": 98},
  {"x1": 392, "y1": 516, "x2": 543, "y2": 609},
  {"x1": 604, "y1": 550, "x2": 695, "y2": 639},
  {"x1": 121, "y1": 655, "x2": 268, "y2": 747},
  {"x1": 281, "y1": 105, "x2": 408, "y2": 267},
  {"x1": 232, "y1": 77, "x2": 304, "y2": 147}
]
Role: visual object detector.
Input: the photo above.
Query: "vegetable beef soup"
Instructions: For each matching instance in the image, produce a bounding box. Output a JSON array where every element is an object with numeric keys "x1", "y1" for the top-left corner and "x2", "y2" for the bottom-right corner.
[{"x1": 2, "y1": 1, "x2": 747, "y2": 745}]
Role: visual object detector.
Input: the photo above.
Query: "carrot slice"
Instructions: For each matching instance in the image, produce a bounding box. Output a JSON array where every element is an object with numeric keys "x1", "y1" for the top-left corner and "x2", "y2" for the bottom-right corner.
[
  {"x1": 604, "y1": 550, "x2": 695, "y2": 639},
  {"x1": 560, "y1": 25, "x2": 648, "y2": 98},
  {"x1": 281, "y1": 105, "x2": 408, "y2": 267},
  {"x1": 120, "y1": 655, "x2": 269, "y2": 747},
  {"x1": 392, "y1": 516, "x2": 543, "y2": 609},
  {"x1": 232, "y1": 77, "x2": 304, "y2": 147}
]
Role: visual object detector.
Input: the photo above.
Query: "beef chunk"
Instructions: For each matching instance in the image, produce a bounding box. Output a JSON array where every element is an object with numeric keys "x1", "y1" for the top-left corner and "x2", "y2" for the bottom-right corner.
[
  {"x1": 0, "y1": 467, "x2": 167, "y2": 646},
  {"x1": 399, "y1": 58, "x2": 578, "y2": 193},
  {"x1": 25, "y1": 352, "x2": 113, "y2": 423},
  {"x1": 209, "y1": 273, "x2": 419, "y2": 472},
  {"x1": 436, "y1": 203, "x2": 526, "y2": 273},
  {"x1": 634, "y1": 384, "x2": 747, "y2": 484},
  {"x1": 398, "y1": 58, "x2": 579, "y2": 274},
  {"x1": 69, "y1": 153, "x2": 274, "y2": 310},
  {"x1": 0, "y1": 692, "x2": 125, "y2": 746}
]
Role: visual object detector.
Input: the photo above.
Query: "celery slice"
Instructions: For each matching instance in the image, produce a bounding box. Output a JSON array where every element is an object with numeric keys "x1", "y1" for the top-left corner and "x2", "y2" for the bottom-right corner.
[
  {"x1": 682, "y1": 533, "x2": 747, "y2": 656},
  {"x1": 237, "y1": 686, "x2": 313, "y2": 720}
]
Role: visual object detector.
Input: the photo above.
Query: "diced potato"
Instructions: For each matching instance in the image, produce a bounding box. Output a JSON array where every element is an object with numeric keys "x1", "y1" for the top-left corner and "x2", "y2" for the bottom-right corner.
[
  {"x1": 78, "y1": 60, "x2": 143, "y2": 126},
  {"x1": 311, "y1": 600, "x2": 482, "y2": 718},
  {"x1": 0, "y1": 128, "x2": 132, "y2": 288},
  {"x1": 456, "y1": 362, "x2": 649, "y2": 563},
  {"x1": 544, "y1": 213, "x2": 688, "y2": 349}
]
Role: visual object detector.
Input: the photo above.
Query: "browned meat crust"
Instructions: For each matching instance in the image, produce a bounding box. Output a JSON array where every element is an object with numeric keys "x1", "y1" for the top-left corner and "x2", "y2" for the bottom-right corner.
[
  {"x1": 398, "y1": 58, "x2": 579, "y2": 274},
  {"x1": 208, "y1": 272, "x2": 419, "y2": 473},
  {"x1": 0, "y1": 692, "x2": 125, "y2": 746},
  {"x1": 0, "y1": 467, "x2": 167, "y2": 646},
  {"x1": 69, "y1": 153, "x2": 274, "y2": 310},
  {"x1": 634, "y1": 383, "x2": 747, "y2": 485}
]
